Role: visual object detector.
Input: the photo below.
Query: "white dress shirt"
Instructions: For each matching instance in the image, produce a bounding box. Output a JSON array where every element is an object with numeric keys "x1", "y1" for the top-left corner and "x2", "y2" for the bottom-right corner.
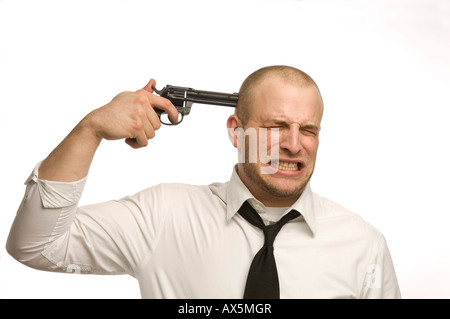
[{"x1": 6, "y1": 162, "x2": 401, "y2": 299}]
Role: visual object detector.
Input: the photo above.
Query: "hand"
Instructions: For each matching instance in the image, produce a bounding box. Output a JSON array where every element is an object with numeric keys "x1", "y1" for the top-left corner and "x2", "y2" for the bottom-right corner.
[{"x1": 85, "y1": 79, "x2": 179, "y2": 148}]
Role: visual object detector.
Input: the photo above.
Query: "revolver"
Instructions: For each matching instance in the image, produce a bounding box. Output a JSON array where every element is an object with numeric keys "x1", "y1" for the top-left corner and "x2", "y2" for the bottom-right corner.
[{"x1": 151, "y1": 84, "x2": 239, "y2": 125}]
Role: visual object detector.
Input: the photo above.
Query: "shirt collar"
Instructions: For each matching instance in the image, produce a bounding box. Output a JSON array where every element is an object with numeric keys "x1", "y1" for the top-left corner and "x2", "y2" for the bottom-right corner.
[{"x1": 226, "y1": 165, "x2": 318, "y2": 236}]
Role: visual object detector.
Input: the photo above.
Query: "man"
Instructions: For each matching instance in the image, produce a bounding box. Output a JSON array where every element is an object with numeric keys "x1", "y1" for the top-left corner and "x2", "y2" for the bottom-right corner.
[{"x1": 6, "y1": 65, "x2": 401, "y2": 298}]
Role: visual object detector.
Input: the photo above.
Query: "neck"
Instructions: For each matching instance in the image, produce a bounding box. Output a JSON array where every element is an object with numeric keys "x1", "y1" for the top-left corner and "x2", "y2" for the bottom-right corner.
[{"x1": 260, "y1": 197, "x2": 298, "y2": 208}]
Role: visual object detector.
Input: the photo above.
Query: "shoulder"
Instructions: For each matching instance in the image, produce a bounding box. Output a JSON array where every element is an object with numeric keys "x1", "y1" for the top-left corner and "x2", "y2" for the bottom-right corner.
[
  {"x1": 135, "y1": 182, "x2": 211, "y2": 194},
  {"x1": 312, "y1": 192, "x2": 385, "y2": 241},
  {"x1": 129, "y1": 181, "x2": 228, "y2": 206},
  {"x1": 159, "y1": 182, "x2": 227, "y2": 197}
]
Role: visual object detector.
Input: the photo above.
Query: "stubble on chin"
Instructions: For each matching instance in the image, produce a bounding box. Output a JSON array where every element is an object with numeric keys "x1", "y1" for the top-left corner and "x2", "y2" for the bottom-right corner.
[{"x1": 238, "y1": 163, "x2": 311, "y2": 200}]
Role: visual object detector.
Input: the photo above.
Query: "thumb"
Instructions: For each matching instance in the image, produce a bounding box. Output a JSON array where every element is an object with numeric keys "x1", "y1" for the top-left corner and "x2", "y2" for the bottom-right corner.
[{"x1": 142, "y1": 78, "x2": 157, "y2": 93}]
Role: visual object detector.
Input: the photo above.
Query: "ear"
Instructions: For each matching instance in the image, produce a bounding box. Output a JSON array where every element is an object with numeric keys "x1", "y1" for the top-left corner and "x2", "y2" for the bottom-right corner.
[{"x1": 226, "y1": 114, "x2": 241, "y2": 148}]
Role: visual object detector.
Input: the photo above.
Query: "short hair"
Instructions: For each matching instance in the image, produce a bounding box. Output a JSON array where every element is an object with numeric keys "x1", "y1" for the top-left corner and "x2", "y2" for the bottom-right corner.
[{"x1": 235, "y1": 65, "x2": 322, "y2": 125}]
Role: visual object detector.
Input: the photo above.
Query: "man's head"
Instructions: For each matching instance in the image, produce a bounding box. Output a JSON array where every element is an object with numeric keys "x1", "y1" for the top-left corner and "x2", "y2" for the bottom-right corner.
[{"x1": 227, "y1": 65, "x2": 324, "y2": 207}]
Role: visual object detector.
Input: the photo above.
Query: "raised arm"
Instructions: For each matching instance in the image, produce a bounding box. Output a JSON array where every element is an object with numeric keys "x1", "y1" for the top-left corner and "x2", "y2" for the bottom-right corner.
[{"x1": 38, "y1": 79, "x2": 178, "y2": 182}]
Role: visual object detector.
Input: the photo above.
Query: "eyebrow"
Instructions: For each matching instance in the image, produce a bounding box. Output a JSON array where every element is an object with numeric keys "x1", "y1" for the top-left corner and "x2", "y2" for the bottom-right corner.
[{"x1": 300, "y1": 123, "x2": 321, "y2": 132}]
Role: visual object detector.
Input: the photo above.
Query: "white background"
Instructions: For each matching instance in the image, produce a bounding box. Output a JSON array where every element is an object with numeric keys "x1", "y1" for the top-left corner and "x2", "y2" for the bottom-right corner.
[{"x1": 1, "y1": 0, "x2": 449, "y2": 299}]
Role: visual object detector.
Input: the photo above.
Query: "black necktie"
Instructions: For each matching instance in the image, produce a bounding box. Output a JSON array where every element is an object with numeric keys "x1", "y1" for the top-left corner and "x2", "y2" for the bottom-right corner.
[{"x1": 238, "y1": 201, "x2": 300, "y2": 299}]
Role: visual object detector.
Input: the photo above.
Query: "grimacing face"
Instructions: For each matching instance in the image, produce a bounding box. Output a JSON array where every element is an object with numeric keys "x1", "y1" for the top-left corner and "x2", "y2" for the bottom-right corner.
[{"x1": 227, "y1": 76, "x2": 323, "y2": 207}]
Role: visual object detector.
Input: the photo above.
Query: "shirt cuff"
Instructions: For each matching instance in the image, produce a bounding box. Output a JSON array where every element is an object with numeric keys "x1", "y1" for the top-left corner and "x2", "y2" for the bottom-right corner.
[{"x1": 25, "y1": 161, "x2": 88, "y2": 209}]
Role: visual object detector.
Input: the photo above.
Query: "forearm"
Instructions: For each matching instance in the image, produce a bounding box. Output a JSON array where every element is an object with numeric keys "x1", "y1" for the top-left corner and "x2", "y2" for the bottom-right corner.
[{"x1": 38, "y1": 114, "x2": 101, "y2": 182}]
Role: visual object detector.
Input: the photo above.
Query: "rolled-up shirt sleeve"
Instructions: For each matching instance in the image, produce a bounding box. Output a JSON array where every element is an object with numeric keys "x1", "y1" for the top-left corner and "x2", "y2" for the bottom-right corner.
[{"x1": 6, "y1": 161, "x2": 156, "y2": 277}]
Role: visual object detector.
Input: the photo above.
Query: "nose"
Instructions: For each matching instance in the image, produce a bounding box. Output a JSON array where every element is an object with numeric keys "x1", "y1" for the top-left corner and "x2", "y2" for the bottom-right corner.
[{"x1": 279, "y1": 124, "x2": 302, "y2": 154}]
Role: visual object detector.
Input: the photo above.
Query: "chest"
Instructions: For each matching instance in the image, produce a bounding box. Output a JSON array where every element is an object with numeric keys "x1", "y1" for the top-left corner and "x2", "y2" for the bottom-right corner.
[{"x1": 135, "y1": 216, "x2": 367, "y2": 298}]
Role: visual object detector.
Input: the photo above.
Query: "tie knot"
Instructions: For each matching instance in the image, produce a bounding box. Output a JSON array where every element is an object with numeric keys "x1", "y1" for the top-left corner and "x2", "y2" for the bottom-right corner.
[
  {"x1": 263, "y1": 225, "x2": 278, "y2": 246},
  {"x1": 238, "y1": 201, "x2": 300, "y2": 246}
]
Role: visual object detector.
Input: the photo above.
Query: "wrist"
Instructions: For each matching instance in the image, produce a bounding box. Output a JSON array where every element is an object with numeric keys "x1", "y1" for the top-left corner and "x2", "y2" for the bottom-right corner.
[{"x1": 79, "y1": 112, "x2": 103, "y2": 145}]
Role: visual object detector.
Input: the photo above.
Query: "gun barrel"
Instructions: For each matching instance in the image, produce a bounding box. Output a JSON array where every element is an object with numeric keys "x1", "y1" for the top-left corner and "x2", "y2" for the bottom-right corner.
[{"x1": 187, "y1": 90, "x2": 238, "y2": 107}]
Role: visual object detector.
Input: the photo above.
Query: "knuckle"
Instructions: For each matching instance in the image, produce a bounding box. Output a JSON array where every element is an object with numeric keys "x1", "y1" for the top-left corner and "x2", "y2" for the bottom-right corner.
[
  {"x1": 136, "y1": 108, "x2": 146, "y2": 118},
  {"x1": 134, "y1": 92, "x2": 148, "y2": 106},
  {"x1": 131, "y1": 119, "x2": 143, "y2": 131}
]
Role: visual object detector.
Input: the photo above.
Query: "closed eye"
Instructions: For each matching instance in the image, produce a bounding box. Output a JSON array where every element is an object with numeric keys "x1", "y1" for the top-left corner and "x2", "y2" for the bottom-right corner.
[
  {"x1": 300, "y1": 124, "x2": 320, "y2": 136},
  {"x1": 262, "y1": 120, "x2": 320, "y2": 135},
  {"x1": 301, "y1": 128, "x2": 318, "y2": 136},
  {"x1": 262, "y1": 120, "x2": 290, "y2": 129}
]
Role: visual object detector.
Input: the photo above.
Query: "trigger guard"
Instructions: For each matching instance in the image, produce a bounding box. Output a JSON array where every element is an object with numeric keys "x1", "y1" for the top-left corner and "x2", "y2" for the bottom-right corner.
[{"x1": 157, "y1": 109, "x2": 184, "y2": 125}]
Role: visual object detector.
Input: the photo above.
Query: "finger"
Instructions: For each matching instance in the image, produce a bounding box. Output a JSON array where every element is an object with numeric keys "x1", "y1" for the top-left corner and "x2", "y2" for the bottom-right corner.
[
  {"x1": 142, "y1": 116, "x2": 156, "y2": 139},
  {"x1": 125, "y1": 119, "x2": 155, "y2": 149},
  {"x1": 136, "y1": 89, "x2": 179, "y2": 124},
  {"x1": 125, "y1": 138, "x2": 138, "y2": 148},
  {"x1": 146, "y1": 107, "x2": 161, "y2": 131},
  {"x1": 150, "y1": 95, "x2": 179, "y2": 124},
  {"x1": 134, "y1": 129, "x2": 149, "y2": 148},
  {"x1": 166, "y1": 106, "x2": 180, "y2": 124},
  {"x1": 142, "y1": 78, "x2": 156, "y2": 93},
  {"x1": 125, "y1": 137, "x2": 147, "y2": 149}
]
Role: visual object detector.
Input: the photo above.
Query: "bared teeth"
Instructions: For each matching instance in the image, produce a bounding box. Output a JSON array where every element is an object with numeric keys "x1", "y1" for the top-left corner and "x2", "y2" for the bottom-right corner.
[{"x1": 277, "y1": 161, "x2": 299, "y2": 170}]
